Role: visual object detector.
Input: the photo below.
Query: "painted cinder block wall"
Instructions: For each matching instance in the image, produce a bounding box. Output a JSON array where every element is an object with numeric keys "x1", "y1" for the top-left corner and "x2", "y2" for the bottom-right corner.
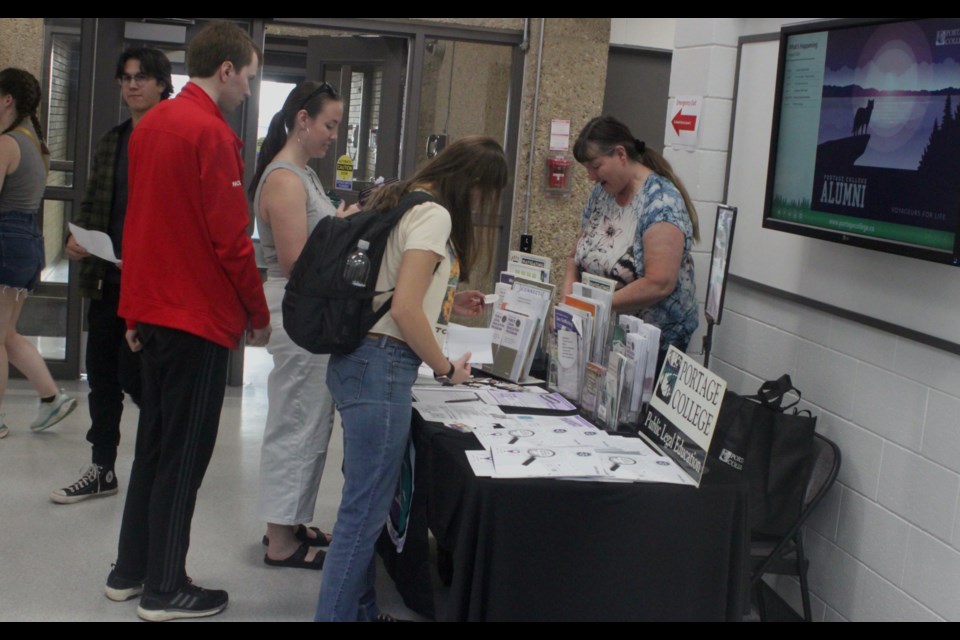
[{"x1": 632, "y1": 17, "x2": 960, "y2": 621}]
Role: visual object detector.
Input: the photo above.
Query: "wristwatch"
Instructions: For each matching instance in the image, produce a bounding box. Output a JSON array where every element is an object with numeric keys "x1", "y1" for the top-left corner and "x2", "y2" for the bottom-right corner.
[{"x1": 434, "y1": 361, "x2": 456, "y2": 386}]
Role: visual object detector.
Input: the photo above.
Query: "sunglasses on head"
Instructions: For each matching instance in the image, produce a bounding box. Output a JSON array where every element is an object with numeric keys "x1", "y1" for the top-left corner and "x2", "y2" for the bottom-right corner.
[{"x1": 300, "y1": 82, "x2": 337, "y2": 110}]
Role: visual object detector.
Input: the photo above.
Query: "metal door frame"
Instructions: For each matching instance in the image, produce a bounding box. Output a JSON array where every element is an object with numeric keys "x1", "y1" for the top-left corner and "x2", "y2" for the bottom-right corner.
[{"x1": 58, "y1": 17, "x2": 524, "y2": 382}]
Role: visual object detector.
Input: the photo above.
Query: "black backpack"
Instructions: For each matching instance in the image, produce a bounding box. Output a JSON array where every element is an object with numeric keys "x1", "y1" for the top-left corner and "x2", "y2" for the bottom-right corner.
[{"x1": 282, "y1": 191, "x2": 436, "y2": 355}]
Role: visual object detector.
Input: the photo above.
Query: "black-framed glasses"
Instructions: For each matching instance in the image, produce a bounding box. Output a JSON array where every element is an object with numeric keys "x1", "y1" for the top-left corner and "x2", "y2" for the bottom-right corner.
[{"x1": 118, "y1": 73, "x2": 151, "y2": 86}]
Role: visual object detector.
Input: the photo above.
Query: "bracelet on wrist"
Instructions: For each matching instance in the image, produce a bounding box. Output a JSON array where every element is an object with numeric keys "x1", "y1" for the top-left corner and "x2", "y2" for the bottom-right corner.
[
  {"x1": 434, "y1": 361, "x2": 455, "y2": 379},
  {"x1": 434, "y1": 361, "x2": 456, "y2": 386}
]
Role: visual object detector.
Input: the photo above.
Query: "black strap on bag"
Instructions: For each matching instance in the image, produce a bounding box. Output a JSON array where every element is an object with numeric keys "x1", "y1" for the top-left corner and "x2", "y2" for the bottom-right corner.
[
  {"x1": 709, "y1": 375, "x2": 817, "y2": 537},
  {"x1": 282, "y1": 191, "x2": 436, "y2": 355}
]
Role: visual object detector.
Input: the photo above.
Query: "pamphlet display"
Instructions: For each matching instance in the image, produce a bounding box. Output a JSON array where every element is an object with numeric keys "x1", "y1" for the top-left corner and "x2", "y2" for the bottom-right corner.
[
  {"x1": 544, "y1": 271, "x2": 666, "y2": 432},
  {"x1": 423, "y1": 248, "x2": 727, "y2": 487},
  {"x1": 408, "y1": 245, "x2": 732, "y2": 488},
  {"x1": 483, "y1": 264, "x2": 555, "y2": 383}
]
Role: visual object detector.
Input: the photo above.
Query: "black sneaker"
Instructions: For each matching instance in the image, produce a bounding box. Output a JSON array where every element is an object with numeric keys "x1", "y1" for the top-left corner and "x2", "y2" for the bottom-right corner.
[
  {"x1": 104, "y1": 567, "x2": 145, "y2": 602},
  {"x1": 137, "y1": 583, "x2": 229, "y2": 622},
  {"x1": 50, "y1": 464, "x2": 118, "y2": 504},
  {"x1": 374, "y1": 613, "x2": 412, "y2": 622}
]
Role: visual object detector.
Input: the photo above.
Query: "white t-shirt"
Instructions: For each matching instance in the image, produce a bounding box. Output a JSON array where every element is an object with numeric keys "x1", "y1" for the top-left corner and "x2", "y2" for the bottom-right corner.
[{"x1": 370, "y1": 202, "x2": 459, "y2": 346}]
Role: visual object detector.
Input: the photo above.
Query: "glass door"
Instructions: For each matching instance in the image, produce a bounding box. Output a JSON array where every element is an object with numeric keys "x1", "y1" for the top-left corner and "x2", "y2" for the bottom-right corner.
[
  {"x1": 306, "y1": 35, "x2": 407, "y2": 204},
  {"x1": 59, "y1": 18, "x2": 259, "y2": 384},
  {"x1": 26, "y1": 17, "x2": 91, "y2": 379}
]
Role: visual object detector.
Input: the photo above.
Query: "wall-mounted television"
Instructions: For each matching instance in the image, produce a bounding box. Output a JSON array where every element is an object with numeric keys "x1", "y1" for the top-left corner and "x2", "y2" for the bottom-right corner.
[{"x1": 763, "y1": 18, "x2": 960, "y2": 266}]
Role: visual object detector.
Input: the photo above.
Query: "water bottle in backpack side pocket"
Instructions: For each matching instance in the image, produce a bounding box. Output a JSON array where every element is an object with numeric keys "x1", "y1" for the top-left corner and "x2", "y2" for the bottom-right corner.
[{"x1": 343, "y1": 240, "x2": 371, "y2": 287}]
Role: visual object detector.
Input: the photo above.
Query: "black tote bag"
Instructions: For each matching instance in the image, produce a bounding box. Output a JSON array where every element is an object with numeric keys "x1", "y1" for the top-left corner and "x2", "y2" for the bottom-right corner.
[{"x1": 709, "y1": 375, "x2": 817, "y2": 537}]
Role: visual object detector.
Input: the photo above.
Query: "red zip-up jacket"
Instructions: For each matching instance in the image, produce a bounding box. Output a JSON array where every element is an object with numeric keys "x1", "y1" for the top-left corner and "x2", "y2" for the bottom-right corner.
[{"x1": 119, "y1": 82, "x2": 268, "y2": 349}]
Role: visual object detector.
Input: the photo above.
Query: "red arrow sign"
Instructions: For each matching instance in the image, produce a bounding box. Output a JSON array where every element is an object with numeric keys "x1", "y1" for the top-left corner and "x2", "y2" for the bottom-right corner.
[{"x1": 672, "y1": 109, "x2": 697, "y2": 135}]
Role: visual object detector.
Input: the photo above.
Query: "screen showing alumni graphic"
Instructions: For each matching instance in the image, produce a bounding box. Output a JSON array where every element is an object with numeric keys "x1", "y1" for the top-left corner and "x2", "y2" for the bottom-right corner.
[{"x1": 764, "y1": 18, "x2": 960, "y2": 266}]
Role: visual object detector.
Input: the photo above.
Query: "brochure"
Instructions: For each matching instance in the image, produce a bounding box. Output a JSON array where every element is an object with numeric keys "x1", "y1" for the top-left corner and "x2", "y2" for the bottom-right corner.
[
  {"x1": 489, "y1": 446, "x2": 605, "y2": 479},
  {"x1": 477, "y1": 390, "x2": 577, "y2": 412},
  {"x1": 564, "y1": 293, "x2": 605, "y2": 364},
  {"x1": 506, "y1": 262, "x2": 548, "y2": 283},
  {"x1": 508, "y1": 250, "x2": 552, "y2": 279},
  {"x1": 581, "y1": 363, "x2": 606, "y2": 419},
  {"x1": 486, "y1": 309, "x2": 537, "y2": 382}
]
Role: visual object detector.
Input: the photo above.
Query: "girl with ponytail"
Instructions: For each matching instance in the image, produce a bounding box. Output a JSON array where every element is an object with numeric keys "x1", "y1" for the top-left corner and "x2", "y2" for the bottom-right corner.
[
  {"x1": 252, "y1": 80, "x2": 350, "y2": 569},
  {"x1": 0, "y1": 68, "x2": 76, "y2": 438},
  {"x1": 566, "y1": 115, "x2": 700, "y2": 371},
  {"x1": 0, "y1": 68, "x2": 49, "y2": 156}
]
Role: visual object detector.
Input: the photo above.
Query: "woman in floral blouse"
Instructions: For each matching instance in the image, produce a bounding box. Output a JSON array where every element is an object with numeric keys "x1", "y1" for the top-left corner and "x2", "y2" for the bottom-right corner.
[{"x1": 562, "y1": 115, "x2": 700, "y2": 370}]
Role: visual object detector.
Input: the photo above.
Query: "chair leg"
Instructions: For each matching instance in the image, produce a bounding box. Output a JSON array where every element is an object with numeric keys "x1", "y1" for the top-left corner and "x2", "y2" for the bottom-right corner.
[
  {"x1": 796, "y1": 534, "x2": 812, "y2": 622},
  {"x1": 754, "y1": 580, "x2": 768, "y2": 622}
]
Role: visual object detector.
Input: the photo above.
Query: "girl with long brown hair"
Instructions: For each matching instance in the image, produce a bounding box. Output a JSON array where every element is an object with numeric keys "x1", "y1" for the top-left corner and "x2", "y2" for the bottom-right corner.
[{"x1": 315, "y1": 135, "x2": 508, "y2": 621}]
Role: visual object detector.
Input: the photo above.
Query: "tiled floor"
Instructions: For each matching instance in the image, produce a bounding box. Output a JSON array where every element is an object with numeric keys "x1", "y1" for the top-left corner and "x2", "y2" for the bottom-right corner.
[{"x1": 0, "y1": 346, "x2": 422, "y2": 622}]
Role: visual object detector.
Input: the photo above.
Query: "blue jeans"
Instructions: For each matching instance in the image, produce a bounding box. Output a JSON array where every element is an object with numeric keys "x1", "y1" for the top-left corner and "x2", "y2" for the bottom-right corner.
[
  {"x1": 0, "y1": 212, "x2": 44, "y2": 291},
  {"x1": 315, "y1": 336, "x2": 421, "y2": 622}
]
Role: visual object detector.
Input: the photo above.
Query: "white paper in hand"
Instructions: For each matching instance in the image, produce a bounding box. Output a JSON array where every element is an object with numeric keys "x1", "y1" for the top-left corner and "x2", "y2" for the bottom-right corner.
[
  {"x1": 445, "y1": 323, "x2": 494, "y2": 364},
  {"x1": 68, "y1": 223, "x2": 120, "y2": 264}
]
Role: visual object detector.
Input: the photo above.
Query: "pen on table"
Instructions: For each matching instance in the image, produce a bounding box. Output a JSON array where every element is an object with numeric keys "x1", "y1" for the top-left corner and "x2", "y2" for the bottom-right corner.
[{"x1": 445, "y1": 397, "x2": 477, "y2": 404}]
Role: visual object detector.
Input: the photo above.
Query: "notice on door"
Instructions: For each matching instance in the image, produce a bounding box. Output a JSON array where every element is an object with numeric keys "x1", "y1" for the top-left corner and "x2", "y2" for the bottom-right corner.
[{"x1": 336, "y1": 154, "x2": 354, "y2": 190}]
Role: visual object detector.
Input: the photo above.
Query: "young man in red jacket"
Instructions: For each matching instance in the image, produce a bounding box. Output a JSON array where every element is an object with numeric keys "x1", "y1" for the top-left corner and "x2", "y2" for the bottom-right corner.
[{"x1": 104, "y1": 22, "x2": 270, "y2": 622}]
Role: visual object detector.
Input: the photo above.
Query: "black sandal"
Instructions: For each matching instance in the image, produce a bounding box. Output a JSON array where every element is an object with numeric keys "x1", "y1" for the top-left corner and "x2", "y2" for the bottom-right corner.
[
  {"x1": 261, "y1": 524, "x2": 332, "y2": 548},
  {"x1": 295, "y1": 525, "x2": 332, "y2": 547},
  {"x1": 263, "y1": 542, "x2": 325, "y2": 570}
]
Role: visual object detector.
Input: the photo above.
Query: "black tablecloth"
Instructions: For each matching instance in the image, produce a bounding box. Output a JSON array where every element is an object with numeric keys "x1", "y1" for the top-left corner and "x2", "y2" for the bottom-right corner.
[{"x1": 379, "y1": 415, "x2": 750, "y2": 622}]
